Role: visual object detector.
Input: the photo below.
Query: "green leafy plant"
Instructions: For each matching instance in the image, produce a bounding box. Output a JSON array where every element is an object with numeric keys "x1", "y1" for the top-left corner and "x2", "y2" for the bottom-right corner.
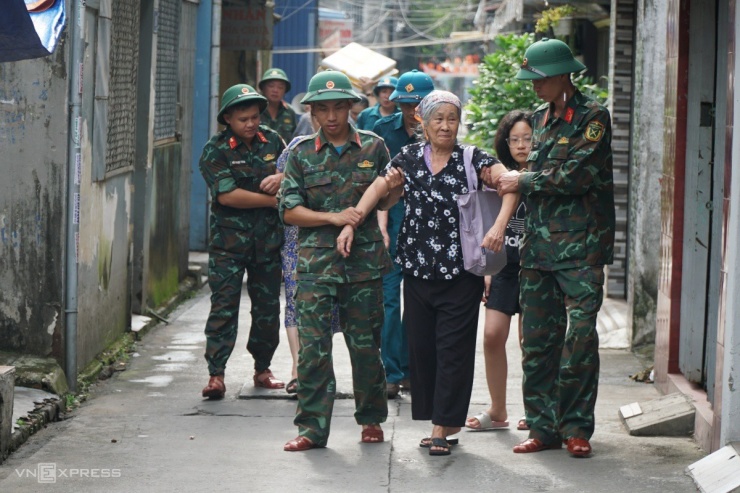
[
  {"x1": 535, "y1": 4, "x2": 577, "y2": 34},
  {"x1": 464, "y1": 33, "x2": 608, "y2": 152}
]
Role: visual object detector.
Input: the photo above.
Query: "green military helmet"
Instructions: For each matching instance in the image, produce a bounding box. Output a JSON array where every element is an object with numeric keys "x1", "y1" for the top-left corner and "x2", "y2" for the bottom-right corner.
[
  {"x1": 373, "y1": 76, "x2": 399, "y2": 96},
  {"x1": 300, "y1": 70, "x2": 361, "y2": 104},
  {"x1": 217, "y1": 84, "x2": 268, "y2": 125},
  {"x1": 515, "y1": 37, "x2": 587, "y2": 80},
  {"x1": 258, "y1": 68, "x2": 292, "y2": 93},
  {"x1": 390, "y1": 70, "x2": 434, "y2": 103}
]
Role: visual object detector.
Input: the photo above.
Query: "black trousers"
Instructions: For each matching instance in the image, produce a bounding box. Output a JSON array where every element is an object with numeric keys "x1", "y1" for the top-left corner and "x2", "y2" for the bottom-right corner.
[{"x1": 403, "y1": 272, "x2": 483, "y2": 426}]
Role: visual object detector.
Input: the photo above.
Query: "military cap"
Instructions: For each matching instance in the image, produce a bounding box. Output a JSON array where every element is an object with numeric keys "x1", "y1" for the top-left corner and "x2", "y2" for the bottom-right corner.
[
  {"x1": 217, "y1": 84, "x2": 268, "y2": 125},
  {"x1": 515, "y1": 37, "x2": 587, "y2": 80}
]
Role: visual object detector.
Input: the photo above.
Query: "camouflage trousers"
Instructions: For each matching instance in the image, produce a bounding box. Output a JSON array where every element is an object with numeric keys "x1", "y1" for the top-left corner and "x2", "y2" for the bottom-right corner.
[
  {"x1": 519, "y1": 266, "x2": 604, "y2": 443},
  {"x1": 204, "y1": 249, "x2": 282, "y2": 376},
  {"x1": 293, "y1": 278, "x2": 388, "y2": 446}
]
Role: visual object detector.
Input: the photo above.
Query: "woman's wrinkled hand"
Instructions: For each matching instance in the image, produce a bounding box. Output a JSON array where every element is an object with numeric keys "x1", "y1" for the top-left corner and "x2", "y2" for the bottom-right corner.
[
  {"x1": 336, "y1": 225, "x2": 355, "y2": 258},
  {"x1": 384, "y1": 167, "x2": 405, "y2": 191},
  {"x1": 481, "y1": 223, "x2": 505, "y2": 252}
]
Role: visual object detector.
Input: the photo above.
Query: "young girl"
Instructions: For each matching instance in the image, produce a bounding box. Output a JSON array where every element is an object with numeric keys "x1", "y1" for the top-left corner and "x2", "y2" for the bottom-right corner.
[{"x1": 465, "y1": 109, "x2": 533, "y2": 432}]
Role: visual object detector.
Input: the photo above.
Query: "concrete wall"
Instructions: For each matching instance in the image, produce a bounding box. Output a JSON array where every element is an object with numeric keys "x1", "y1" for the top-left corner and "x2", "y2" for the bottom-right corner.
[
  {"x1": 626, "y1": 0, "x2": 668, "y2": 348},
  {"x1": 76, "y1": 165, "x2": 133, "y2": 370},
  {"x1": 0, "y1": 51, "x2": 68, "y2": 360},
  {"x1": 147, "y1": 143, "x2": 183, "y2": 307}
]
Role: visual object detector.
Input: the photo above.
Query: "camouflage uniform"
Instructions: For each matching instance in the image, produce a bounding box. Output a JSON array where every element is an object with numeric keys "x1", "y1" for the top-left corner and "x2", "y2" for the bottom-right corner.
[
  {"x1": 261, "y1": 103, "x2": 297, "y2": 144},
  {"x1": 518, "y1": 90, "x2": 615, "y2": 444},
  {"x1": 199, "y1": 125, "x2": 285, "y2": 376},
  {"x1": 279, "y1": 126, "x2": 392, "y2": 446}
]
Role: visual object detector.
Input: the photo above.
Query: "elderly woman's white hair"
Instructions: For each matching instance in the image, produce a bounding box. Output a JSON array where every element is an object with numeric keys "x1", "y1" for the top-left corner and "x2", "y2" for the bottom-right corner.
[{"x1": 416, "y1": 90, "x2": 462, "y2": 125}]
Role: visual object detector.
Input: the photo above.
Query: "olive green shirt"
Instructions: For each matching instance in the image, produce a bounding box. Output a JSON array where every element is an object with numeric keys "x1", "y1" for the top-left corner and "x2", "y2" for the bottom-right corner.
[
  {"x1": 278, "y1": 126, "x2": 392, "y2": 283},
  {"x1": 199, "y1": 125, "x2": 285, "y2": 258},
  {"x1": 518, "y1": 90, "x2": 615, "y2": 271},
  {"x1": 261, "y1": 103, "x2": 297, "y2": 145}
]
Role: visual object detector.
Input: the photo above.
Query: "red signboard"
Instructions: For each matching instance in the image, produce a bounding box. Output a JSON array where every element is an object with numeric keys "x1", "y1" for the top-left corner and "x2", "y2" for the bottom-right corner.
[{"x1": 222, "y1": 4, "x2": 273, "y2": 51}]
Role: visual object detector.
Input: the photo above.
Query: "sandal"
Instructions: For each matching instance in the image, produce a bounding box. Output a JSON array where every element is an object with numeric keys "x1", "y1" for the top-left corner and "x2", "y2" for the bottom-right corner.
[
  {"x1": 361, "y1": 425, "x2": 384, "y2": 443},
  {"x1": 284, "y1": 436, "x2": 321, "y2": 452},
  {"x1": 465, "y1": 411, "x2": 509, "y2": 431},
  {"x1": 254, "y1": 369, "x2": 284, "y2": 389},
  {"x1": 512, "y1": 438, "x2": 562, "y2": 454},
  {"x1": 428, "y1": 437, "x2": 451, "y2": 456},
  {"x1": 517, "y1": 416, "x2": 530, "y2": 431},
  {"x1": 419, "y1": 436, "x2": 459, "y2": 448},
  {"x1": 565, "y1": 437, "x2": 592, "y2": 457},
  {"x1": 285, "y1": 378, "x2": 298, "y2": 394}
]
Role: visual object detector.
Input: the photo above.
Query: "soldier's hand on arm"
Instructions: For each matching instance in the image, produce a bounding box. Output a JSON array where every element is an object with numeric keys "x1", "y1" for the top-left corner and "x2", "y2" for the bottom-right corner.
[
  {"x1": 376, "y1": 167, "x2": 405, "y2": 211},
  {"x1": 217, "y1": 189, "x2": 278, "y2": 209},
  {"x1": 331, "y1": 207, "x2": 363, "y2": 228},
  {"x1": 496, "y1": 170, "x2": 521, "y2": 195},
  {"x1": 260, "y1": 173, "x2": 283, "y2": 195},
  {"x1": 336, "y1": 225, "x2": 354, "y2": 258}
]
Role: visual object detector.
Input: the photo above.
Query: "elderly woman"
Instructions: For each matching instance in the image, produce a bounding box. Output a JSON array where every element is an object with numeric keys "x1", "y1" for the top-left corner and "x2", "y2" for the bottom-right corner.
[{"x1": 337, "y1": 90, "x2": 517, "y2": 456}]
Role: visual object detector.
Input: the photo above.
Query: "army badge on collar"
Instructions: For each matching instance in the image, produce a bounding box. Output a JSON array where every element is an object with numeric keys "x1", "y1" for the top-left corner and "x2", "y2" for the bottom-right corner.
[
  {"x1": 358, "y1": 160, "x2": 374, "y2": 168},
  {"x1": 264, "y1": 154, "x2": 275, "y2": 161},
  {"x1": 557, "y1": 137, "x2": 569, "y2": 144},
  {"x1": 585, "y1": 121, "x2": 605, "y2": 142}
]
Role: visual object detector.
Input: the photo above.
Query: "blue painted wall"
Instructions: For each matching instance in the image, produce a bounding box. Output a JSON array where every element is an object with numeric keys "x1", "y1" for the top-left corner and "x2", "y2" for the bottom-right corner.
[
  {"x1": 272, "y1": 0, "x2": 318, "y2": 104},
  {"x1": 189, "y1": 0, "x2": 213, "y2": 251}
]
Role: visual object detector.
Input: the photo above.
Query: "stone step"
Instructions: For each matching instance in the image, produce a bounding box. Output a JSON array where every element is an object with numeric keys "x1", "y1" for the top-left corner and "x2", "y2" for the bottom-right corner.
[{"x1": 619, "y1": 392, "x2": 695, "y2": 436}]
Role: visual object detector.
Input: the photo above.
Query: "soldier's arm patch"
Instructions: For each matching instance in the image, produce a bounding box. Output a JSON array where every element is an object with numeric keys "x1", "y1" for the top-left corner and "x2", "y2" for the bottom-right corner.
[{"x1": 585, "y1": 121, "x2": 605, "y2": 142}]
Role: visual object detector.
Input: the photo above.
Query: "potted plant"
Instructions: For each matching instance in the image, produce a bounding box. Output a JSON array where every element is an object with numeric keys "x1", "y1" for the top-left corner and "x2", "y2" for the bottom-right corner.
[{"x1": 535, "y1": 4, "x2": 577, "y2": 36}]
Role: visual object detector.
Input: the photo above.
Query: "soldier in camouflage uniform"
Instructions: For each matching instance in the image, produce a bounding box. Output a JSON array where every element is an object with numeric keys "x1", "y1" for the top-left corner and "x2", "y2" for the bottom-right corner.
[
  {"x1": 496, "y1": 38, "x2": 616, "y2": 457},
  {"x1": 280, "y1": 71, "x2": 392, "y2": 452},
  {"x1": 259, "y1": 68, "x2": 297, "y2": 144},
  {"x1": 199, "y1": 84, "x2": 287, "y2": 400}
]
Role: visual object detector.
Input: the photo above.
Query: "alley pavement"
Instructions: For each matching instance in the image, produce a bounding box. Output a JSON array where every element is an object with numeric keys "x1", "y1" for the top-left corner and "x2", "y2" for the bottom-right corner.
[{"x1": 0, "y1": 278, "x2": 705, "y2": 492}]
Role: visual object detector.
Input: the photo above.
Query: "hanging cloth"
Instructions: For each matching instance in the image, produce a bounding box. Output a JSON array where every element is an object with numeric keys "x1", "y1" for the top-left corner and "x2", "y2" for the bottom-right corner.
[{"x1": 0, "y1": 0, "x2": 66, "y2": 63}]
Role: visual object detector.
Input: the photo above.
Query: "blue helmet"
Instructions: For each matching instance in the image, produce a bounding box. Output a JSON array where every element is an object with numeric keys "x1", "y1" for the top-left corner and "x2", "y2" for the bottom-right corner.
[
  {"x1": 390, "y1": 70, "x2": 435, "y2": 103},
  {"x1": 373, "y1": 76, "x2": 399, "y2": 96}
]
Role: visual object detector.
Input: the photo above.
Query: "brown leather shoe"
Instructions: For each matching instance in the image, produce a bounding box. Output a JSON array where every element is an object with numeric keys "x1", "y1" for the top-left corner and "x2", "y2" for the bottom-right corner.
[
  {"x1": 202, "y1": 375, "x2": 225, "y2": 399},
  {"x1": 512, "y1": 438, "x2": 562, "y2": 453},
  {"x1": 254, "y1": 369, "x2": 285, "y2": 389},
  {"x1": 386, "y1": 382, "x2": 400, "y2": 399},
  {"x1": 565, "y1": 437, "x2": 592, "y2": 457}
]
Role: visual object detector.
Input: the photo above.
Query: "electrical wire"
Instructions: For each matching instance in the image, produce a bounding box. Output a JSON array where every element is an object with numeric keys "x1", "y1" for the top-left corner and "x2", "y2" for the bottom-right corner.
[{"x1": 271, "y1": 32, "x2": 491, "y2": 54}]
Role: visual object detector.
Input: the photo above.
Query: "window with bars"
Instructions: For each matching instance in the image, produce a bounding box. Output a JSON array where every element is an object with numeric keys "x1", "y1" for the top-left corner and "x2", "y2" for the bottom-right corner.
[{"x1": 154, "y1": 0, "x2": 181, "y2": 141}]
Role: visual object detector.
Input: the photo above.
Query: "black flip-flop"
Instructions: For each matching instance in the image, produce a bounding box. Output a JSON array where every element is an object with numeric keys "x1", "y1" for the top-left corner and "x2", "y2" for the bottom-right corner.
[
  {"x1": 419, "y1": 436, "x2": 459, "y2": 448},
  {"x1": 285, "y1": 378, "x2": 298, "y2": 394},
  {"x1": 428, "y1": 437, "x2": 451, "y2": 456}
]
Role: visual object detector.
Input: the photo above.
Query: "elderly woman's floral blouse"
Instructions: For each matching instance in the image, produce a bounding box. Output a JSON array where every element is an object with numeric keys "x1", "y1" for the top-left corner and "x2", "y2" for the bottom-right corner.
[{"x1": 384, "y1": 141, "x2": 500, "y2": 280}]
